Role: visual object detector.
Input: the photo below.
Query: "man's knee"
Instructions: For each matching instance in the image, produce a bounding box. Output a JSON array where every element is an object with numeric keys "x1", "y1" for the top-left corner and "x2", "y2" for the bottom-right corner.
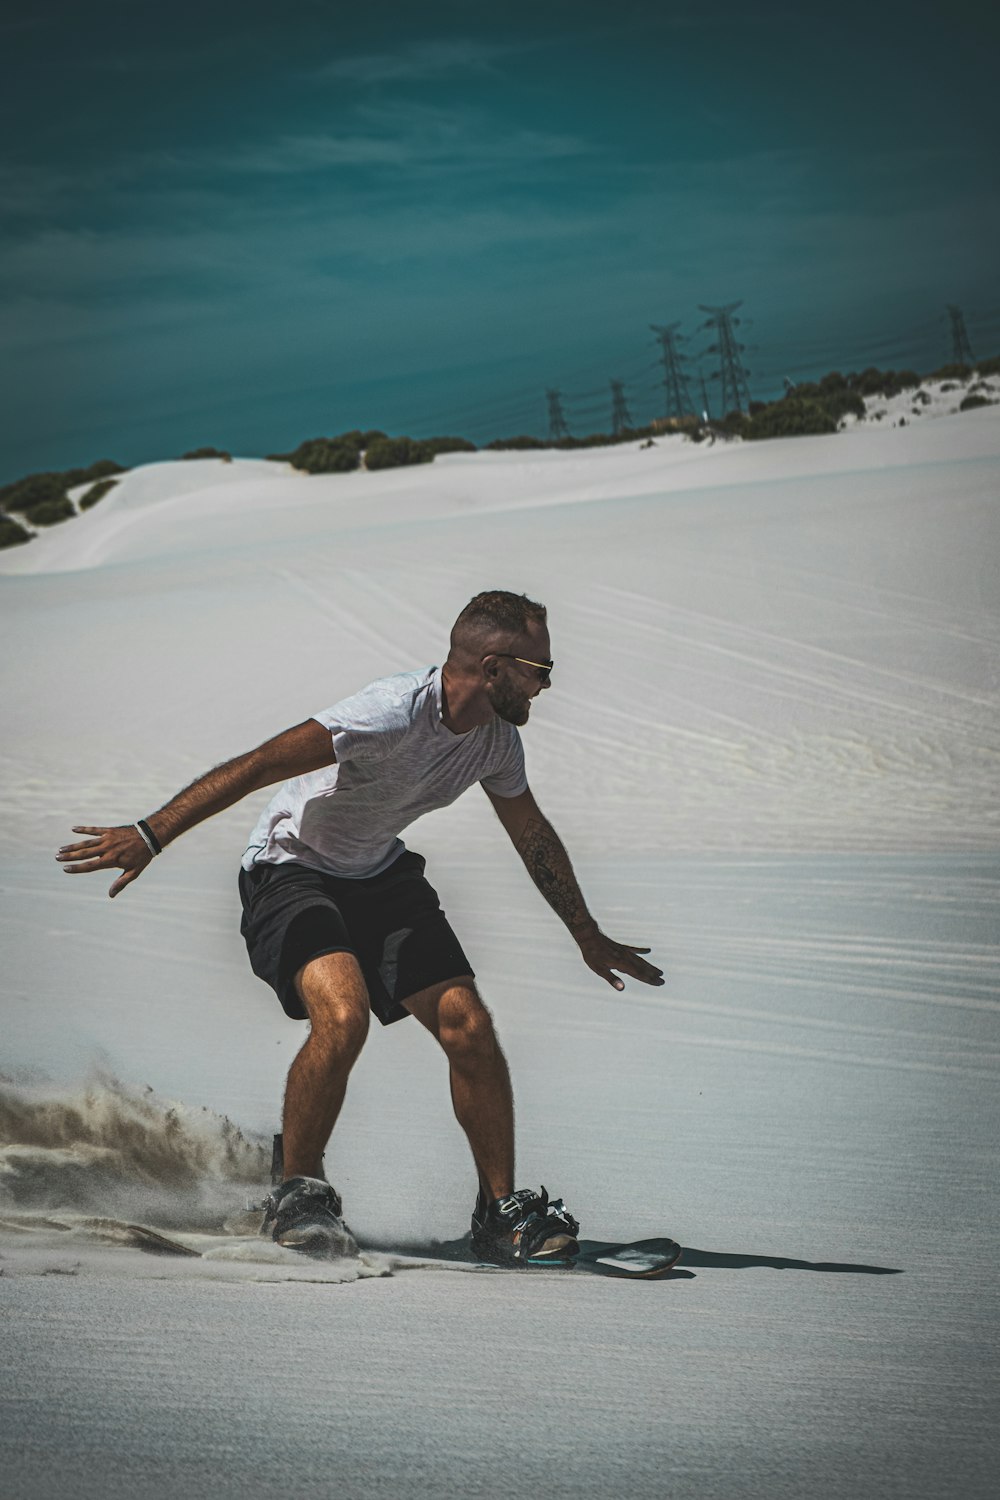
[
  {"x1": 435, "y1": 983, "x2": 499, "y2": 1065},
  {"x1": 296, "y1": 951, "x2": 370, "y2": 1054}
]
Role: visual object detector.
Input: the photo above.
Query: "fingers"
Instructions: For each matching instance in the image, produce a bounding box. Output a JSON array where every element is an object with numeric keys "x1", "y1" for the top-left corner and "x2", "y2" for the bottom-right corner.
[
  {"x1": 583, "y1": 935, "x2": 665, "y2": 991},
  {"x1": 109, "y1": 868, "x2": 140, "y2": 899},
  {"x1": 56, "y1": 839, "x2": 106, "y2": 861},
  {"x1": 56, "y1": 825, "x2": 151, "y2": 886}
]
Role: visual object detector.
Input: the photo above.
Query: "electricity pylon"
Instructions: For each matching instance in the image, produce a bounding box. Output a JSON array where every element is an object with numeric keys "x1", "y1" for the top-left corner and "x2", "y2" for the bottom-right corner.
[
  {"x1": 546, "y1": 389, "x2": 570, "y2": 442},
  {"x1": 650, "y1": 323, "x2": 695, "y2": 419},
  {"x1": 698, "y1": 301, "x2": 753, "y2": 414},
  {"x1": 610, "y1": 379, "x2": 633, "y2": 435},
  {"x1": 946, "y1": 304, "x2": 975, "y2": 366}
]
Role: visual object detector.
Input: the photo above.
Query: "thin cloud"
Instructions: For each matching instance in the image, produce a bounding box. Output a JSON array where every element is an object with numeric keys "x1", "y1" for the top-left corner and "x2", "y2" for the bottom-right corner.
[
  {"x1": 315, "y1": 38, "x2": 523, "y2": 85},
  {"x1": 178, "y1": 102, "x2": 593, "y2": 176}
]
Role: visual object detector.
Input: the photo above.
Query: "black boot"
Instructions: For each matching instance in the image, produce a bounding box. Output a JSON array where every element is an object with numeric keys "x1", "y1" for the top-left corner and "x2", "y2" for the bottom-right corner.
[
  {"x1": 261, "y1": 1176, "x2": 358, "y2": 1259},
  {"x1": 471, "y1": 1186, "x2": 579, "y2": 1267}
]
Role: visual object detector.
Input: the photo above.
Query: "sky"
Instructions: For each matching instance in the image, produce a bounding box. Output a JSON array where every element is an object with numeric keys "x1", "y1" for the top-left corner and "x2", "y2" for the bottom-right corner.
[{"x1": 1, "y1": 0, "x2": 998, "y2": 478}]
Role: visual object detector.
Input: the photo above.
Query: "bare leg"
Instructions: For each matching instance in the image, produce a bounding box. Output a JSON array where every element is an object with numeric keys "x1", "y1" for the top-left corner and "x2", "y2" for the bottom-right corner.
[
  {"x1": 404, "y1": 978, "x2": 515, "y2": 1201},
  {"x1": 281, "y1": 951, "x2": 370, "y2": 1181}
]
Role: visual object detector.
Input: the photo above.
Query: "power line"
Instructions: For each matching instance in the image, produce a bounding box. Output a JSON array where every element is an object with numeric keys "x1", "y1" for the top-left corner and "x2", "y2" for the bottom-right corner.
[
  {"x1": 610, "y1": 380, "x2": 634, "y2": 434},
  {"x1": 650, "y1": 322, "x2": 695, "y2": 418},
  {"x1": 947, "y1": 304, "x2": 975, "y2": 366},
  {"x1": 546, "y1": 389, "x2": 570, "y2": 442},
  {"x1": 698, "y1": 302, "x2": 753, "y2": 414}
]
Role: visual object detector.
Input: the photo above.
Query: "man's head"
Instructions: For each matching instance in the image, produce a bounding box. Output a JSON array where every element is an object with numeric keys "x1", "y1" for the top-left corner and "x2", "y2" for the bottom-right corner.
[{"x1": 447, "y1": 590, "x2": 551, "y2": 726}]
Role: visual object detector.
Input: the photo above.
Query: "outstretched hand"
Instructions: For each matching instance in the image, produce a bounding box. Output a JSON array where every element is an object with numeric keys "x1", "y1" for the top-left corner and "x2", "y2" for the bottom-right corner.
[
  {"x1": 577, "y1": 927, "x2": 664, "y2": 992},
  {"x1": 56, "y1": 825, "x2": 154, "y2": 898}
]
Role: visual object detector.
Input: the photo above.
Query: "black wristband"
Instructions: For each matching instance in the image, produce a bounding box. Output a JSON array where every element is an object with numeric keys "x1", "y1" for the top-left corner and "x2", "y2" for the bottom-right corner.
[{"x1": 135, "y1": 819, "x2": 162, "y2": 856}]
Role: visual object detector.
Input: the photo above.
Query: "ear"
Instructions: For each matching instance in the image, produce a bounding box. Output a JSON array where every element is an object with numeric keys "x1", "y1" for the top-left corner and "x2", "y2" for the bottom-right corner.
[{"x1": 482, "y1": 654, "x2": 500, "y2": 679}]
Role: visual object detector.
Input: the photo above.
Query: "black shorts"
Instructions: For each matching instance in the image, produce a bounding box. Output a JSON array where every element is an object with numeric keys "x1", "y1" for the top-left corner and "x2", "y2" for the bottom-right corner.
[{"x1": 238, "y1": 851, "x2": 474, "y2": 1025}]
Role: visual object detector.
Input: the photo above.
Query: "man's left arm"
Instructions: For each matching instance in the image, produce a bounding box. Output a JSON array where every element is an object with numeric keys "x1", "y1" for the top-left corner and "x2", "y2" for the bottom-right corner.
[{"x1": 484, "y1": 785, "x2": 664, "y2": 992}]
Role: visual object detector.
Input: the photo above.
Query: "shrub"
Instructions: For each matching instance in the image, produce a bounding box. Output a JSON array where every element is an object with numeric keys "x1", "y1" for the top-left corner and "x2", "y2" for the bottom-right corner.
[
  {"x1": 418, "y1": 436, "x2": 477, "y2": 457},
  {"x1": 486, "y1": 436, "x2": 546, "y2": 451},
  {"x1": 0, "y1": 515, "x2": 32, "y2": 549},
  {"x1": 819, "y1": 388, "x2": 866, "y2": 422},
  {"x1": 79, "y1": 478, "x2": 118, "y2": 510},
  {"x1": 182, "y1": 447, "x2": 232, "y2": 461},
  {"x1": 286, "y1": 437, "x2": 361, "y2": 474},
  {"x1": 0, "y1": 459, "x2": 124, "y2": 517},
  {"x1": 959, "y1": 394, "x2": 995, "y2": 411},
  {"x1": 0, "y1": 471, "x2": 68, "y2": 512},
  {"x1": 21, "y1": 495, "x2": 75, "y2": 526},
  {"x1": 746, "y1": 399, "x2": 836, "y2": 440},
  {"x1": 83, "y1": 458, "x2": 126, "y2": 480},
  {"x1": 364, "y1": 436, "x2": 431, "y2": 471},
  {"x1": 975, "y1": 354, "x2": 1000, "y2": 376},
  {"x1": 931, "y1": 363, "x2": 971, "y2": 382},
  {"x1": 850, "y1": 367, "x2": 921, "y2": 399},
  {"x1": 716, "y1": 409, "x2": 751, "y2": 438}
]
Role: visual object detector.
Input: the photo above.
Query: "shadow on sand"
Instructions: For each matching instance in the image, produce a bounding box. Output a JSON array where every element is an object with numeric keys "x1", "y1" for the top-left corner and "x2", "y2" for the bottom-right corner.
[
  {"x1": 371, "y1": 1235, "x2": 902, "y2": 1278},
  {"x1": 662, "y1": 1245, "x2": 902, "y2": 1277}
]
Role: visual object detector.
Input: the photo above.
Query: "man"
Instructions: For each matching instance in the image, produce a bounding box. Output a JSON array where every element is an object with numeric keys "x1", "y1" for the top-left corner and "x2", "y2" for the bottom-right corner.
[{"x1": 57, "y1": 591, "x2": 664, "y2": 1265}]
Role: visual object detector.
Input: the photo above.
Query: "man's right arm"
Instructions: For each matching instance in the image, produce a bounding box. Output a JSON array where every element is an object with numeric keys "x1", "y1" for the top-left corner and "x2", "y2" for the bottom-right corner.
[{"x1": 56, "y1": 718, "x2": 336, "y2": 898}]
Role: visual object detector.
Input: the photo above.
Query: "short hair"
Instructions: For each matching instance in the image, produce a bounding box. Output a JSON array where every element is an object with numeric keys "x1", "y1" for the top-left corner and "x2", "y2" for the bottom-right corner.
[{"x1": 450, "y1": 590, "x2": 547, "y2": 654}]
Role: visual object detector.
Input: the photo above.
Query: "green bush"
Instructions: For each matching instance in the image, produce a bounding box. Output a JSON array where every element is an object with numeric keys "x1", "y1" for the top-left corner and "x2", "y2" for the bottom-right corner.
[
  {"x1": 0, "y1": 471, "x2": 68, "y2": 512},
  {"x1": 819, "y1": 388, "x2": 866, "y2": 422},
  {"x1": 716, "y1": 409, "x2": 751, "y2": 438},
  {"x1": 79, "y1": 478, "x2": 118, "y2": 510},
  {"x1": 364, "y1": 436, "x2": 432, "y2": 471},
  {"x1": 975, "y1": 354, "x2": 1000, "y2": 376},
  {"x1": 286, "y1": 437, "x2": 361, "y2": 474},
  {"x1": 486, "y1": 436, "x2": 546, "y2": 451},
  {"x1": 746, "y1": 399, "x2": 837, "y2": 440},
  {"x1": 21, "y1": 496, "x2": 75, "y2": 526},
  {"x1": 84, "y1": 458, "x2": 125, "y2": 480},
  {"x1": 850, "y1": 367, "x2": 920, "y2": 399},
  {"x1": 931, "y1": 363, "x2": 971, "y2": 382},
  {"x1": 418, "y1": 436, "x2": 477, "y2": 457},
  {"x1": 959, "y1": 394, "x2": 995, "y2": 412},
  {"x1": 0, "y1": 515, "x2": 32, "y2": 549},
  {"x1": 0, "y1": 459, "x2": 124, "y2": 517},
  {"x1": 182, "y1": 447, "x2": 232, "y2": 461}
]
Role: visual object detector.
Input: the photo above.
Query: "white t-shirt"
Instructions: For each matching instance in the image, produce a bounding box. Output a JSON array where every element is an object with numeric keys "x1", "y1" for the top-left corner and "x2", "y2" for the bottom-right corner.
[{"x1": 242, "y1": 666, "x2": 527, "y2": 878}]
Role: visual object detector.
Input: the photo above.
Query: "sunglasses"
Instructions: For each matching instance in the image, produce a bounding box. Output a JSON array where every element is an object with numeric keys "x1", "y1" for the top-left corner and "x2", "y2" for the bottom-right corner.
[{"x1": 488, "y1": 652, "x2": 554, "y2": 682}]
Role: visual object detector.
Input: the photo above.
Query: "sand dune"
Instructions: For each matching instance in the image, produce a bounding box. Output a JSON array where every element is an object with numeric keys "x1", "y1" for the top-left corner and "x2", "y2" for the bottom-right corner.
[{"x1": 2, "y1": 411, "x2": 998, "y2": 1499}]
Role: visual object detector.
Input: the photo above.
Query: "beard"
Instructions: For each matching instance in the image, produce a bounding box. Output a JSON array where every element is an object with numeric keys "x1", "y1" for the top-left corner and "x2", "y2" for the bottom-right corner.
[{"x1": 487, "y1": 675, "x2": 532, "y2": 726}]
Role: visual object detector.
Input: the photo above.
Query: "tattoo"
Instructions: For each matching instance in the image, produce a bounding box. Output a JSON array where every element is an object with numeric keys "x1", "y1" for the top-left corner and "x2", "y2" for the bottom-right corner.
[{"x1": 516, "y1": 817, "x2": 591, "y2": 934}]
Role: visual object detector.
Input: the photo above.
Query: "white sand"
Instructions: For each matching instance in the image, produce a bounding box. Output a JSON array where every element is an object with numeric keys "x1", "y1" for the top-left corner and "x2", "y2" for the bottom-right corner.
[{"x1": 2, "y1": 405, "x2": 998, "y2": 1498}]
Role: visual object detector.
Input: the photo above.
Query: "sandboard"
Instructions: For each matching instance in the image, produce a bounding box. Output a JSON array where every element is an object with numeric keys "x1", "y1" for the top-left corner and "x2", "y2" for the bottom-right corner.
[{"x1": 69, "y1": 1222, "x2": 682, "y2": 1279}]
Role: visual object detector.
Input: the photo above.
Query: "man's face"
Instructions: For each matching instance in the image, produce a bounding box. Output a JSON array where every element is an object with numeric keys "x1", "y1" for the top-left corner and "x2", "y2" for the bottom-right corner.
[{"x1": 484, "y1": 625, "x2": 552, "y2": 727}]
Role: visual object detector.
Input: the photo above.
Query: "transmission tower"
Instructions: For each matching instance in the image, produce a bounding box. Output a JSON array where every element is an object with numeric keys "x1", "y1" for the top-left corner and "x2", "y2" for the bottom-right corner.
[
  {"x1": 946, "y1": 304, "x2": 975, "y2": 366},
  {"x1": 546, "y1": 389, "x2": 570, "y2": 441},
  {"x1": 698, "y1": 301, "x2": 753, "y2": 414},
  {"x1": 650, "y1": 323, "x2": 695, "y2": 419},
  {"x1": 609, "y1": 379, "x2": 633, "y2": 435}
]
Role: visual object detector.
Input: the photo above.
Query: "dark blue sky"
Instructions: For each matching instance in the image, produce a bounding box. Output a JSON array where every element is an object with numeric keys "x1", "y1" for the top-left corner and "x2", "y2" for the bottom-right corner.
[{"x1": 2, "y1": 0, "x2": 997, "y2": 477}]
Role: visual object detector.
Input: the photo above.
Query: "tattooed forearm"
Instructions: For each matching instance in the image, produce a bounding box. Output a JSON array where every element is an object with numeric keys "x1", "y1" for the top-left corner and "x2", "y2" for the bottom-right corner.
[{"x1": 515, "y1": 817, "x2": 594, "y2": 935}]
